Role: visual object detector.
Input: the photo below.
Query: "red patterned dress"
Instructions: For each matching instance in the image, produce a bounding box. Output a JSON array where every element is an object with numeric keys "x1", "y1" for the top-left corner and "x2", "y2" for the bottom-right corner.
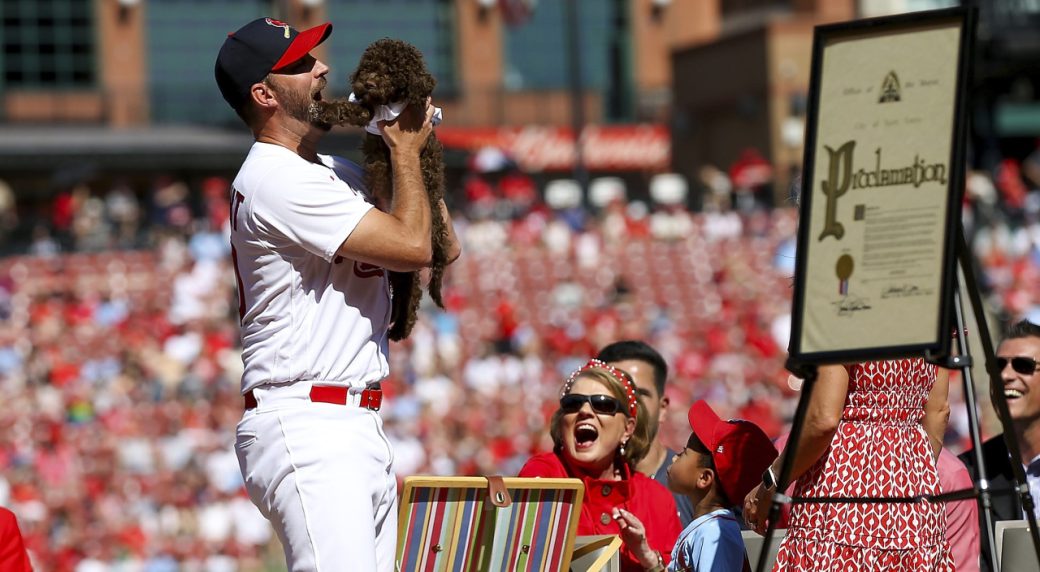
[{"x1": 773, "y1": 359, "x2": 955, "y2": 571}]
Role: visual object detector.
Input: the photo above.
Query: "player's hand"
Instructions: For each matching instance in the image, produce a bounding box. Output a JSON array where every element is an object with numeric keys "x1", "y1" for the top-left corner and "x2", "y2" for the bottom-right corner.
[
  {"x1": 612, "y1": 508, "x2": 658, "y2": 569},
  {"x1": 378, "y1": 97, "x2": 435, "y2": 154}
]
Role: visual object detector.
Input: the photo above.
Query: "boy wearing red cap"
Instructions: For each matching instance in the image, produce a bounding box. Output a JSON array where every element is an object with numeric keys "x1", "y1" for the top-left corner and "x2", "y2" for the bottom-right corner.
[{"x1": 666, "y1": 401, "x2": 778, "y2": 572}]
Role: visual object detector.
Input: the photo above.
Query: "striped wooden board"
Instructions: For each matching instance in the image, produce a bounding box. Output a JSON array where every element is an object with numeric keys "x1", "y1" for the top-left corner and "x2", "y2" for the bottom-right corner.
[
  {"x1": 397, "y1": 477, "x2": 584, "y2": 572},
  {"x1": 570, "y1": 535, "x2": 622, "y2": 572}
]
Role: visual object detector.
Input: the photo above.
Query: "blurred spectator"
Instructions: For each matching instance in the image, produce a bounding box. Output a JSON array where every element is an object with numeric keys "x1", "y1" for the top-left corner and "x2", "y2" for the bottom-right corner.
[
  {"x1": 148, "y1": 176, "x2": 192, "y2": 234},
  {"x1": 698, "y1": 165, "x2": 733, "y2": 213},
  {"x1": 51, "y1": 184, "x2": 87, "y2": 250},
  {"x1": 28, "y1": 226, "x2": 60, "y2": 258},
  {"x1": 105, "y1": 181, "x2": 142, "y2": 249},
  {"x1": 72, "y1": 193, "x2": 111, "y2": 252},
  {"x1": 728, "y1": 147, "x2": 773, "y2": 211},
  {"x1": 996, "y1": 158, "x2": 1030, "y2": 215},
  {"x1": 200, "y1": 177, "x2": 231, "y2": 232}
]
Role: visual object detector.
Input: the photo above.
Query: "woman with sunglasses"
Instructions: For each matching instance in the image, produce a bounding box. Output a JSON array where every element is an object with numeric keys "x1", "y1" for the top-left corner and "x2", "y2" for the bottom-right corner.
[{"x1": 519, "y1": 359, "x2": 681, "y2": 572}]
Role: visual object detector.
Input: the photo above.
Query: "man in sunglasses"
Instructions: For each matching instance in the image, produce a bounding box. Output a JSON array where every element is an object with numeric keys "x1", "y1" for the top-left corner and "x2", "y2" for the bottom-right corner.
[
  {"x1": 959, "y1": 319, "x2": 1040, "y2": 571},
  {"x1": 597, "y1": 340, "x2": 695, "y2": 527}
]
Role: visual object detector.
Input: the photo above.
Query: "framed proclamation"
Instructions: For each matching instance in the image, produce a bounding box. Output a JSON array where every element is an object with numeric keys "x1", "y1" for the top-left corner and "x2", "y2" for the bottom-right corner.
[{"x1": 789, "y1": 8, "x2": 975, "y2": 364}]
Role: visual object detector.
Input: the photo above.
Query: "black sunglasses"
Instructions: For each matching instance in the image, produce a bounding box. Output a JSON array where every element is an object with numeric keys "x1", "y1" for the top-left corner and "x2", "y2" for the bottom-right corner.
[
  {"x1": 997, "y1": 356, "x2": 1039, "y2": 375},
  {"x1": 560, "y1": 394, "x2": 627, "y2": 416}
]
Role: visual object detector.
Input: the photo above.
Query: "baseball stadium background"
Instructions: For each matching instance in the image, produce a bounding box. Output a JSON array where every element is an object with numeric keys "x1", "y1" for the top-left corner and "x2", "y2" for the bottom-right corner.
[{"x1": 1, "y1": 0, "x2": 1039, "y2": 569}]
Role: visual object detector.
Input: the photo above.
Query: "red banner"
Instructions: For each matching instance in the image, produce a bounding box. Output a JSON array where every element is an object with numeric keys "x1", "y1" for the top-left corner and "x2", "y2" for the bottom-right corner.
[{"x1": 436, "y1": 124, "x2": 671, "y2": 172}]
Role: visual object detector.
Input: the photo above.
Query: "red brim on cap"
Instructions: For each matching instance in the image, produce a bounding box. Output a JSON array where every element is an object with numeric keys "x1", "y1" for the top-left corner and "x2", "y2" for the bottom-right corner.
[
  {"x1": 273, "y1": 22, "x2": 332, "y2": 71},
  {"x1": 688, "y1": 400, "x2": 722, "y2": 452}
]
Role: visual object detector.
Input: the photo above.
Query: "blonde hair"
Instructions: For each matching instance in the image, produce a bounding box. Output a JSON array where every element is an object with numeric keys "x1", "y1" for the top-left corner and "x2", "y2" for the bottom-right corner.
[{"x1": 549, "y1": 367, "x2": 652, "y2": 471}]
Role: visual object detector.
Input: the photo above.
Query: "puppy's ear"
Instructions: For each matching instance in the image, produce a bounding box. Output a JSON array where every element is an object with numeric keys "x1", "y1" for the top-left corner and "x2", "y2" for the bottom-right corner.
[{"x1": 415, "y1": 73, "x2": 435, "y2": 100}]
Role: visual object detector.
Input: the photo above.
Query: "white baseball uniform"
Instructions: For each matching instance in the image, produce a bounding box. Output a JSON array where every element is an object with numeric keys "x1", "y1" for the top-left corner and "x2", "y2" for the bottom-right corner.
[{"x1": 231, "y1": 141, "x2": 397, "y2": 571}]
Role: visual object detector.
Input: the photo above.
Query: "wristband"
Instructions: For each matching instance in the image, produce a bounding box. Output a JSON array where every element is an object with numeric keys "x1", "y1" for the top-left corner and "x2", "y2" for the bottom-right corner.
[{"x1": 762, "y1": 466, "x2": 778, "y2": 491}]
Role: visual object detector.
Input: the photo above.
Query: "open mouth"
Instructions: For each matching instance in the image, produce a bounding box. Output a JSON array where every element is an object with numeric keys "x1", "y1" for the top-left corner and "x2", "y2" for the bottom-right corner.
[
  {"x1": 574, "y1": 423, "x2": 599, "y2": 450},
  {"x1": 312, "y1": 78, "x2": 327, "y2": 102},
  {"x1": 1006, "y1": 388, "x2": 1024, "y2": 400}
]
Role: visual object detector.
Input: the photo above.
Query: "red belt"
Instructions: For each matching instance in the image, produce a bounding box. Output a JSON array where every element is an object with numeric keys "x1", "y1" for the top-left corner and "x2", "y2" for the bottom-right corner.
[{"x1": 244, "y1": 385, "x2": 382, "y2": 411}]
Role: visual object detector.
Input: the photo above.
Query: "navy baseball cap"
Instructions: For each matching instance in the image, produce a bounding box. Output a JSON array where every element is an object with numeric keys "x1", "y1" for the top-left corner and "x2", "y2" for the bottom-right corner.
[{"x1": 215, "y1": 17, "x2": 332, "y2": 110}]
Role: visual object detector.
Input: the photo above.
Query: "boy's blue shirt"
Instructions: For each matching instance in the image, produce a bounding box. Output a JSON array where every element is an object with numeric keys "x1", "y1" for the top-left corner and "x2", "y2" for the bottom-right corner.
[{"x1": 668, "y1": 507, "x2": 748, "y2": 572}]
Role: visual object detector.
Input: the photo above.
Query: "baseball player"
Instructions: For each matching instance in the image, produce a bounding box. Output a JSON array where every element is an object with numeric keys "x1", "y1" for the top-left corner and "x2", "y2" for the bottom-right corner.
[{"x1": 214, "y1": 17, "x2": 460, "y2": 571}]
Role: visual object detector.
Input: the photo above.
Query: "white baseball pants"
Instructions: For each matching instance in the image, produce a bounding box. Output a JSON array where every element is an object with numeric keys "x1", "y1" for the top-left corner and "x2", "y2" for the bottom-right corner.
[{"x1": 236, "y1": 382, "x2": 397, "y2": 571}]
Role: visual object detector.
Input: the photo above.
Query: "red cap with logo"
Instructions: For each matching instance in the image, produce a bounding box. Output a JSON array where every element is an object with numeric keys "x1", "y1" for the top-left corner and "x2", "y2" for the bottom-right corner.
[{"x1": 688, "y1": 400, "x2": 778, "y2": 504}]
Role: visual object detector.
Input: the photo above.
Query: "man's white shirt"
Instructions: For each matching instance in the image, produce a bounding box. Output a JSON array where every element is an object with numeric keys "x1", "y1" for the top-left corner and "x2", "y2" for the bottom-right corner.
[{"x1": 230, "y1": 142, "x2": 391, "y2": 392}]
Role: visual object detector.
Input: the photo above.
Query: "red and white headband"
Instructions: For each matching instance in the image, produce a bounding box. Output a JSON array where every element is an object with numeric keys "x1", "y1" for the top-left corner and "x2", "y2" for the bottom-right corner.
[{"x1": 561, "y1": 359, "x2": 639, "y2": 418}]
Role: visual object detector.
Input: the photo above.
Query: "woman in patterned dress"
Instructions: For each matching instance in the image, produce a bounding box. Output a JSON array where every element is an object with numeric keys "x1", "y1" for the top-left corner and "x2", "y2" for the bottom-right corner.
[{"x1": 743, "y1": 360, "x2": 955, "y2": 570}]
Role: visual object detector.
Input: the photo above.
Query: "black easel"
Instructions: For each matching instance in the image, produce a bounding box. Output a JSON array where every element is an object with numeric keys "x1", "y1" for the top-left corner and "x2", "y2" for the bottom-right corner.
[
  {"x1": 754, "y1": 229, "x2": 1040, "y2": 572},
  {"x1": 753, "y1": 360, "x2": 815, "y2": 572}
]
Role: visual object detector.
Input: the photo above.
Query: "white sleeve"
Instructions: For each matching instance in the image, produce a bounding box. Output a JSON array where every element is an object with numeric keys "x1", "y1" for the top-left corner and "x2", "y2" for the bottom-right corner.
[
  {"x1": 250, "y1": 163, "x2": 374, "y2": 262},
  {"x1": 331, "y1": 156, "x2": 369, "y2": 196}
]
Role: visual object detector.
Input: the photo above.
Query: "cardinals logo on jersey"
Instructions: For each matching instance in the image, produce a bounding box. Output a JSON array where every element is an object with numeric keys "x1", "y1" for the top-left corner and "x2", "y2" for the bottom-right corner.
[
  {"x1": 333, "y1": 255, "x2": 384, "y2": 278},
  {"x1": 353, "y1": 262, "x2": 384, "y2": 278}
]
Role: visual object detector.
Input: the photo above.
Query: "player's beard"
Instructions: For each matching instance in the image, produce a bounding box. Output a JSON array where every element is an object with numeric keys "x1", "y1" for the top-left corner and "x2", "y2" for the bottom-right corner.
[{"x1": 274, "y1": 78, "x2": 332, "y2": 131}]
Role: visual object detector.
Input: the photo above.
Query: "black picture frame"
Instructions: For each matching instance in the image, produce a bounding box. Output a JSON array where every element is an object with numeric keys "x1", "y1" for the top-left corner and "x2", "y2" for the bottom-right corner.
[{"x1": 788, "y1": 7, "x2": 975, "y2": 365}]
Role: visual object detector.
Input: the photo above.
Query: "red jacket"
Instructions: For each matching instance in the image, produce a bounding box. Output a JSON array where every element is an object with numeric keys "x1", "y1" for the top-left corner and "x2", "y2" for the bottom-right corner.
[
  {"x1": 0, "y1": 508, "x2": 32, "y2": 572},
  {"x1": 519, "y1": 452, "x2": 681, "y2": 572}
]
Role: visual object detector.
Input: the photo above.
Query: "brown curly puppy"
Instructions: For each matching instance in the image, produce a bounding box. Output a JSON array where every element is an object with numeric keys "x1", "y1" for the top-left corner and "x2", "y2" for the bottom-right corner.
[{"x1": 310, "y1": 38, "x2": 448, "y2": 341}]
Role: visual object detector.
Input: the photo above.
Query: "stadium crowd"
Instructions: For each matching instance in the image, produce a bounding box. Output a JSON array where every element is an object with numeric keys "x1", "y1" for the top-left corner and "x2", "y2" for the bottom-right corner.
[{"x1": 1, "y1": 156, "x2": 1038, "y2": 570}]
